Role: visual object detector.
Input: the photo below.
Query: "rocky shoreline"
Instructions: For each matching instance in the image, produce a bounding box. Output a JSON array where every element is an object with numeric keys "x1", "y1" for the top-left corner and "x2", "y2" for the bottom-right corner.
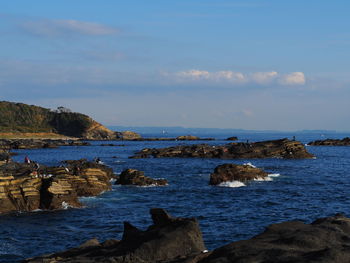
[
  {"x1": 24, "y1": 209, "x2": 350, "y2": 263},
  {"x1": 0, "y1": 159, "x2": 114, "y2": 214},
  {"x1": 308, "y1": 137, "x2": 350, "y2": 146},
  {"x1": 131, "y1": 138, "x2": 314, "y2": 159}
]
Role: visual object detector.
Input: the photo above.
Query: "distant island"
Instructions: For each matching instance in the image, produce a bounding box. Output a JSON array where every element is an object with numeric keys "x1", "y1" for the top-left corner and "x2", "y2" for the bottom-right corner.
[{"x1": 0, "y1": 101, "x2": 140, "y2": 140}]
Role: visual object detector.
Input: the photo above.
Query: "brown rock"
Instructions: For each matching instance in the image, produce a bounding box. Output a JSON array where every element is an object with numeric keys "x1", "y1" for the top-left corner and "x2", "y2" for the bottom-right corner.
[
  {"x1": 116, "y1": 169, "x2": 168, "y2": 186},
  {"x1": 131, "y1": 138, "x2": 314, "y2": 159},
  {"x1": 0, "y1": 160, "x2": 114, "y2": 214},
  {"x1": 209, "y1": 163, "x2": 268, "y2": 185},
  {"x1": 308, "y1": 137, "x2": 350, "y2": 146}
]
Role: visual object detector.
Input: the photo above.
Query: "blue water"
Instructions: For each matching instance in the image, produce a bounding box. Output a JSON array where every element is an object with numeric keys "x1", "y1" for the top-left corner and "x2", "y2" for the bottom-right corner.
[{"x1": 1, "y1": 132, "x2": 350, "y2": 262}]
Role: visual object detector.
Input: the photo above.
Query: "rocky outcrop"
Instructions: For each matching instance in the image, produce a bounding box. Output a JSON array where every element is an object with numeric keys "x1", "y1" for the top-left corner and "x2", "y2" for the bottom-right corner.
[
  {"x1": 308, "y1": 137, "x2": 350, "y2": 146},
  {"x1": 25, "y1": 212, "x2": 350, "y2": 263},
  {"x1": 115, "y1": 131, "x2": 142, "y2": 140},
  {"x1": 226, "y1": 136, "x2": 238, "y2": 141},
  {"x1": 0, "y1": 139, "x2": 90, "y2": 150},
  {"x1": 132, "y1": 138, "x2": 314, "y2": 159},
  {"x1": 0, "y1": 101, "x2": 141, "y2": 140},
  {"x1": 116, "y1": 169, "x2": 168, "y2": 186},
  {"x1": 198, "y1": 213, "x2": 350, "y2": 263},
  {"x1": 0, "y1": 160, "x2": 114, "y2": 214},
  {"x1": 25, "y1": 208, "x2": 206, "y2": 263},
  {"x1": 125, "y1": 136, "x2": 214, "y2": 141},
  {"x1": 209, "y1": 164, "x2": 268, "y2": 185}
]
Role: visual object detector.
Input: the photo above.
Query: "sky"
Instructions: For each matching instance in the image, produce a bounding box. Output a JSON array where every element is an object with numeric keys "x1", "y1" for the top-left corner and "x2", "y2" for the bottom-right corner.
[{"x1": 1, "y1": 0, "x2": 350, "y2": 131}]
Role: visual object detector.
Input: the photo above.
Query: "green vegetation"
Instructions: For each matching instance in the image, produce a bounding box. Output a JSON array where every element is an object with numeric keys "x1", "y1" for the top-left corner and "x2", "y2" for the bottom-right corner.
[{"x1": 0, "y1": 101, "x2": 93, "y2": 137}]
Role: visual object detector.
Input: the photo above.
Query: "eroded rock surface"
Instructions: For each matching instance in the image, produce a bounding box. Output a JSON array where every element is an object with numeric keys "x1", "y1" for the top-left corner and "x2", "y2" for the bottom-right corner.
[
  {"x1": 308, "y1": 137, "x2": 350, "y2": 146},
  {"x1": 0, "y1": 139, "x2": 90, "y2": 150},
  {"x1": 209, "y1": 163, "x2": 268, "y2": 185},
  {"x1": 132, "y1": 138, "x2": 314, "y2": 159},
  {"x1": 25, "y1": 208, "x2": 206, "y2": 263},
  {"x1": 116, "y1": 168, "x2": 167, "y2": 186},
  {"x1": 0, "y1": 160, "x2": 114, "y2": 213}
]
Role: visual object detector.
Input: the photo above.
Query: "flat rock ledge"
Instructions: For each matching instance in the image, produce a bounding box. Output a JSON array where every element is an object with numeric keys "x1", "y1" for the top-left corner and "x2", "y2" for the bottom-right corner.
[
  {"x1": 131, "y1": 138, "x2": 314, "y2": 159},
  {"x1": 116, "y1": 168, "x2": 168, "y2": 186},
  {"x1": 0, "y1": 139, "x2": 90, "y2": 150},
  {"x1": 0, "y1": 159, "x2": 114, "y2": 214},
  {"x1": 25, "y1": 212, "x2": 350, "y2": 263},
  {"x1": 25, "y1": 208, "x2": 206, "y2": 263},
  {"x1": 209, "y1": 163, "x2": 268, "y2": 185},
  {"x1": 308, "y1": 137, "x2": 350, "y2": 146}
]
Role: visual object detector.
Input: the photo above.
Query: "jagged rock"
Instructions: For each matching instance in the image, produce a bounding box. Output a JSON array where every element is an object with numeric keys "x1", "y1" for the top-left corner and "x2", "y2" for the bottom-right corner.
[
  {"x1": 308, "y1": 137, "x2": 350, "y2": 146},
  {"x1": 25, "y1": 212, "x2": 350, "y2": 263},
  {"x1": 116, "y1": 169, "x2": 167, "y2": 186},
  {"x1": 209, "y1": 164, "x2": 268, "y2": 185},
  {"x1": 131, "y1": 138, "x2": 314, "y2": 159},
  {"x1": 0, "y1": 160, "x2": 114, "y2": 213},
  {"x1": 25, "y1": 209, "x2": 206, "y2": 263},
  {"x1": 196, "y1": 213, "x2": 350, "y2": 263},
  {"x1": 226, "y1": 136, "x2": 238, "y2": 141}
]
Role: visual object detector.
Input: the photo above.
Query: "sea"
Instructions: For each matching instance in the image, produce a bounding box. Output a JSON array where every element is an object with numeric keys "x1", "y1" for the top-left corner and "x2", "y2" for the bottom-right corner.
[{"x1": 1, "y1": 131, "x2": 350, "y2": 262}]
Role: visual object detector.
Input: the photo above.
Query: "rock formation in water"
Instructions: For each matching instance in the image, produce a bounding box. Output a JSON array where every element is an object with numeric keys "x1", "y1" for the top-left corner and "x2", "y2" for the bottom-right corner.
[
  {"x1": 209, "y1": 163, "x2": 268, "y2": 185},
  {"x1": 0, "y1": 139, "x2": 90, "y2": 150},
  {"x1": 0, "y1": 159, "x2": 114, "y2": 214},
  {"x1": 308, "y1": 137, "x2": 350, "y2": 146},
  {"x1": 0, "y1": 101, "x2": 141, "y2": 140},
  {"x1": 116, "y1": 168, "x2": 168, "y2": 186},
  {"x1": 226, "y1": 136, "x2": 238, "y2": 141},
  {"x1": 25, "y1": 211, "x2": 350, "y2": 263},
  {"x1": 131, "y1": 138, "x2": 314, "y2": 159},
  {"x1": 25, "y1": 208, "x2": 206, "y2": 263}
]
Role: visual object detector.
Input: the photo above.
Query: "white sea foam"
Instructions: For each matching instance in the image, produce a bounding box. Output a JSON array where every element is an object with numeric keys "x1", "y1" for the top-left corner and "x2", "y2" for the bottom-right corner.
[
  {"x1": 61, "y1": 201, "x2": 72, "y2": 209},
  {"x1": 218, "y1": 181, "x2": 246, "y2": 188},
  {"x1": 243, "y1": 162, "x2": 256, "y2": 168},
  {"x1": 268, "y1": 173, "x2": 281, "y2": 178},
  {"x1": 254, "y1": 177, "x2": 272, "y2": 181}
]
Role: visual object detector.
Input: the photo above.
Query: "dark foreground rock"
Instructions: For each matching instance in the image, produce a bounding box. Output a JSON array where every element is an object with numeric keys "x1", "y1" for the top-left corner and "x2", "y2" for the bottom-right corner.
[
  {"x1": 25, "y1": 208, "x2": 206, "y2": 263},
  {"x1": 308, "y1": 137, "x2": 350, "y2": 146},
  {"x1": 25, "y1": 212, "x2": 350, "y2": 263},
  {"x1": 198, "y1": 213, "x2": 350, "y2": 263},
  {"x1": 209, "y1": 164, "x2": 268, "y2": 185},
  {"x1": 132, "y1": 138, "x2": 314, "y2": 159},
  {"x1": 116, "y1": 168, "x2": 168, "y2": 186},
  {"x1": 0, "y1": 159, "x2": 114, "y2": 213}
]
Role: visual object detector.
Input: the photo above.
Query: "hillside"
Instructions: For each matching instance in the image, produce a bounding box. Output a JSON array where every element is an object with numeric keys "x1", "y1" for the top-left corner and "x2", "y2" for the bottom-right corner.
[{"x1": 0, "y1": 101, "x2": 139, "y2": 140}]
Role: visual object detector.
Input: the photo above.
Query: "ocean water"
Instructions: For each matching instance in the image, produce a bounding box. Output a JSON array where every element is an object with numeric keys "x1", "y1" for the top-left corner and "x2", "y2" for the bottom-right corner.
[{"x1": 1, "y1": 132, "x2": 350, "y2": 262}]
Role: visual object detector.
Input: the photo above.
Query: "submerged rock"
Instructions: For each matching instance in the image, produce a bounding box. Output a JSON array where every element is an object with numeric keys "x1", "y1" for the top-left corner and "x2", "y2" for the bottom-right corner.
[
  {"x1": 131, "y1": 138, "x2": 314, "y2": 159},
  {"x1": 0, "y1": 160, "x2": 114, "y2": 214},
  {"x1": 308, "y1": 137, "x2": 350, "y2": 146},
  {"x1": 116, "y1": 168, "x2": 167, "y2": 186},
  {"x1": 25, "y1": 208, "x2": 206, "y2": 263},
  {"x1": 209, "y1": 163, "x2": 268, "y2": 185}
]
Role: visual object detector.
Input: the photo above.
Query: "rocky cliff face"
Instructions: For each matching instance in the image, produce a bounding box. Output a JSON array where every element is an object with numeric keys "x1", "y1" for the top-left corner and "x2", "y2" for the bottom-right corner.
[
  {"x1": 132, "y1": 138, "x2": 314, "y2": 159},
  {"x1": 0, "y1": 101, "x2": 141, "y2": 140},
  {"x1": 0, "y1": 160, "x2": 114, "y2": 214}
]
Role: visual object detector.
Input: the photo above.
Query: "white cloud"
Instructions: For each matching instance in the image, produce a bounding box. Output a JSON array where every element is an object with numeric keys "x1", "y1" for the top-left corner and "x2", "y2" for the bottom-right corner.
[
  {"x1": 20, "y1": 19, "x2": 119, "y2": 37},
  {"x1": 279, "y1": 72, "x2": 306, "y2": 85},
  {"x1": 171, "y1": 69, "x2": 306, "y2": 86}
]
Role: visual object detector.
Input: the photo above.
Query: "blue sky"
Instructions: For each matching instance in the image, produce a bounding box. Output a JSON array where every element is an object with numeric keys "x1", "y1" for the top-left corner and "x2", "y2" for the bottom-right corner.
[{"x1": 1, "y1": 0, "x2": 349, "y2": 130}]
